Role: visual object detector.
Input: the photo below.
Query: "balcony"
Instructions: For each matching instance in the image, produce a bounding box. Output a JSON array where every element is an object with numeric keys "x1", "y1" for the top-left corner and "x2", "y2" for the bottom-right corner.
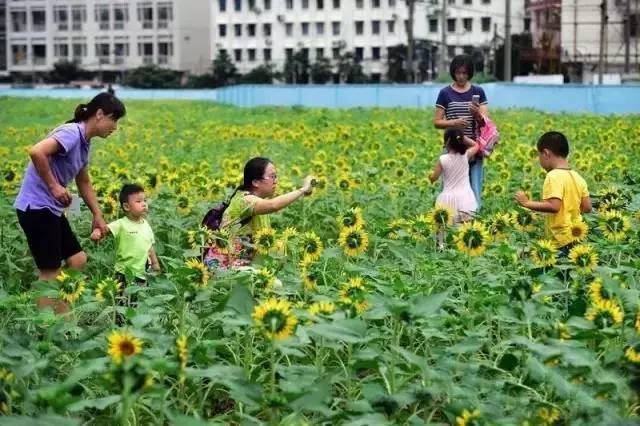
[
  {"x1": 114, "y1": 56, "x2": 125, "y2": 65},
  {"x1": 142, "y1": 56, "x2": 153, "y2": 65},
  {"x1": 158, "y1": 55, "x2": 169, "y2": 64},
  {"x1": 33, "y1": 56, "x2": 46, "y2": 65}
]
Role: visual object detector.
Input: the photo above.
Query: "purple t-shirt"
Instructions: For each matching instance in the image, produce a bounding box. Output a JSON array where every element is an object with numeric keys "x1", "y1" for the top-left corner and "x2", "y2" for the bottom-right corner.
[
  {"x1": 14, "y1": 122, "x2": 90, "y2": 216},
  {"x1": 436, "y1": 84, "x2": 488, "y2": 139}
]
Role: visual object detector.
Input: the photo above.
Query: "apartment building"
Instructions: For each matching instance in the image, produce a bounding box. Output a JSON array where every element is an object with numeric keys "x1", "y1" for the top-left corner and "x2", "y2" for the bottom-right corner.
[
  {"x1": 0, "y1": 0, "x2": 7, "y2": 75},
  {"x1": 211, "y1": 0, "x2": 527, "y2": 79},
  {"x1": 4, "y1": 0, "x2": 211, "y2": 76}
]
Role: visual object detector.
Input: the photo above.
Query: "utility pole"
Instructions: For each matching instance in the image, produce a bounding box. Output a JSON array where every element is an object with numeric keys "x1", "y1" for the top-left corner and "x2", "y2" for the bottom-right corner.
[
  {"x1": 440, "y1": 0, "x2": 447, "y2": 78},
  {"x1": 406, "y1": 0, "x2": 415, "y2": 83},
  {"x1": 624, "y1": 0, "x2": 631, "y2": 73},
  {"x1": 573, "y1": 0, "x2": 578, "y2": 61},
  {"x1": 598, "y1": 0, "x2": 607, "y2": 84},
  {"x1": 504, "y1": 0, "x2": 512, "y2": 82}
]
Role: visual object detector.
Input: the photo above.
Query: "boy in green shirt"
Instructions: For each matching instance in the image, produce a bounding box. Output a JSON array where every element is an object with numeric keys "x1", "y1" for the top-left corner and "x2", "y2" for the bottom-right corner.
[{"x1": 91, "y1": 184, "x2": 160, "y2": 318}]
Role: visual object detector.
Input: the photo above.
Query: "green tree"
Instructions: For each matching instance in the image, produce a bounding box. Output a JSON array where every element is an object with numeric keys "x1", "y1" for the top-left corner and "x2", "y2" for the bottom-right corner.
[
  {"x1": 240, "y1": 64, "x2": 278, "y2": 84},
  {"x1": 337, "y1": 52, "x2": 366, "y2": 83},
  {"x1": 211, "y1": 50, "x2": 238, "y2": 87},
  {"x1": 310, "y1": 57, "x2": 333, "y2": 84},
  {"x1": 124, "y1": 65, "x2": 181, "y2": 88},
  {"x1": 48, "y1": 60, "x2": 88, "y2": 83},
  {"x1": 283, "y1": 50, "x2": 310, "y2": 84}
]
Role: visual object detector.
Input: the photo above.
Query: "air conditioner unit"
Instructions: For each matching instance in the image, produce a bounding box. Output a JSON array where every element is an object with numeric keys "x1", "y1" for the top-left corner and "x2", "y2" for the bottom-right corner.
[
  {"x1": 392, "y1": 13, "x2": 398, "y2": 20},
  {"x1": 277, "y1": 15, "x2": 285, "y2": 23},
  {"x1": 266, "y1": 39, "x2": 272, "y2": 46},
  {"x1": 252, "y1": 7, "x2": 261, "y2": 14}
]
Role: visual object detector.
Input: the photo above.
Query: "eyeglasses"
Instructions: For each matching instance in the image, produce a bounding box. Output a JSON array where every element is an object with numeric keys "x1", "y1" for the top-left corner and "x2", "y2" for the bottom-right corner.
[{"x1": 261, "y1": 174, "x2": 278, "y2": 181}]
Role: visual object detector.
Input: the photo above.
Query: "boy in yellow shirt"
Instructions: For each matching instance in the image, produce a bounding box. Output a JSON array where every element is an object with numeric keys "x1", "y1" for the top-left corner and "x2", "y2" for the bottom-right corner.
[{"x1": 514, "y1": 131, "x2": 592, "y2": 254}]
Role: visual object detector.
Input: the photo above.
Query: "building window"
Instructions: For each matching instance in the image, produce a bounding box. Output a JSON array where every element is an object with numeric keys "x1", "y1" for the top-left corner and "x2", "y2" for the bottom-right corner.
[
  {"x1": 429, "y1": 18, "x2": 437, "y2": 33},
  {"x1": 248, "y1": 23, "x2": 256, "y2": 36},
  {"x1": 95, "y1": 4, "x2": 109, "y2": 30},
  {"x1": 302, "y1": 0, "x2": 309, "y2": 9},
  {"x1": 157, "y1": 2, "x2": 172, "y2": 29},
  {"x1": 356, "y1": 0, "x2": 364, "y2": 8},
  {"x1": 234, "y1": 48, "x2": 242, "y2": 61},
  {"x1": 355, "y1": 21, "x2": 364, "y2": 35},
  {"x1": 264, "y1": 0, "x2": 271, "y2": 9},
  {"x1": 54, "y1": 43, "x2": 69, "y2": 58},
  {"x1": 31, "y1": 45, "x2": 46, "y2": 65},
  {"x1": 332, "y1": 21, "x2": 340, "y2": 35},
  {"x1": 234, "y1": 24, "x2": 242, "y2": 36},
  {"x1": 248, "y1": 48, "x2": 256, "y2": 61},
  {"x1": 31, "y1": 9, "x2": 46, "y2": 32},
  {"x1": 448, "y1": 0, "x2": 455, "y2": 4},
  {"x1": 234, "y1": 0, "x2": 241, "y2": 11},
  {"x1": 263, "y1": 23, "x2": 271, "y2": 36},
  {"x1": 286, "y1": 0, "x2": 293, "y2": 9},
  {"x1": 372, "y1": 20, "x2": 380, "y2": 35},
  {"x1": 11, "y1": 45, "x2": 27, "y2": 65},
  {"x1": 95, "y1": 43, "x2": 110, "y2": 64},
  {"x1": 481, "y1": 17, "x2": 491, "y2": 32},
  {"x1": 263, "y1": 48, "x2": 271, "y2": 61},
  {"x1": 138, "y1": 42, "x2": 153, "y2": 64},
  {"x1": 463, "y1": 17, "x2": 472, "y2": 32},
  {"x1": 248, "y1": 0, "x2": 256, "y2": 8},
  {"x1": 389, "y1": 0, "x2": 396, "y2": 5},
  {"x1": 464, "y1": 0, "x2": 471, "y2": 3},
  {"x1": 54, "y1": 6, "x2": 69, "y2": 31},
  {"x1": 158, "y1": 42, "x2": 172, "y2": 63},
  {"x1": 355, "y1": 47, "x2": 364, "y2": 62},
  {"x1": 332, "y1": 47, "x2": 340, "y2": 59},
  {"x1": 316, "y1": 22, "x2": 325, "y2": 35},
  {"x1": 137, "y1": 3, "x2": 153, "y2": 29},
  {"x1": 333, "y1": 0, "x2": 340, "y2": 8},
  {"x1": 10, "y1": 11, "x2": 27, "y2": 33},
  {"x1": 524, "y1": 17, "x2": 531, "y2": 32},
  {"x1": 71, "y1": 6, "x2": 87, "y2": 31},
  {"x1": 114, "y1": 42, "x2": 129, "y2": 63},
  {"x1": 447, "y1": 18, "x2": 456, "y2": 33},
  {"x1": 316, "y1": 47, "x2": 324, "y2": 58},
  {"x1": 372, "y1": 0, "x2": 380, "y2": 7},
  {"x1": 387, "y1": 20, "x2": 395, "y2": 33},
  {"x1": 219, "y1": 0, "x2": 227, "y2": 12},
  {"x1": 219, "y1": 24, "x2": 227, "y2": 37},
  {"x1": 447, "y1": 45, "x2": 456, "y2": 58},
  {"x1": 114, "y1": 5, "x2": 129, "y2": 30},
  {"x1": 302, "y1": 22, "x2": 309, "y2": 35},
  {"x1": 286, "y1": 22, "x2": 293, "y2": 36},
  {"x1": 372, "y1": 46, "x2": 380, "y2": 60},
  {"x1": 482, "y1": 0, "x2": 490, "y2": 3},
  {"x1": 285, "y1": 48, "x2": 293, "y2": 59},
  {"x1": 72, "y1": 43, "x2": 87, "y2": 60},
  {"x1": 317, "y1": 0, "x2": 324, "y2": 9}
]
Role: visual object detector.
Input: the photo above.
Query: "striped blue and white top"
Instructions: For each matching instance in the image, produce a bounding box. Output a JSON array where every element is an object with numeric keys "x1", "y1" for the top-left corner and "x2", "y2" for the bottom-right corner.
[{"x1": 435, "y1": 84, "x2": 488, "y2": 139}]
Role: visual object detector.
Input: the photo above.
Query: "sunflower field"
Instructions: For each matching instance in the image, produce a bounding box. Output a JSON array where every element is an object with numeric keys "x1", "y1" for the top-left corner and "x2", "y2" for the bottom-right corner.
[{"x1": 0, "y1": 97, "x2": 639, "y2": 425}]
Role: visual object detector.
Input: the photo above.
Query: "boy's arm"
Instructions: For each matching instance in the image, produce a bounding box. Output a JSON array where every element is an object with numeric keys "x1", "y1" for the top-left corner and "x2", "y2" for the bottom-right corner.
[
  {"x1": 429, "y1": 160, "x2": 443, "y2": 183},
  {"x1": 514, "y1": 192, "x2": 561, "y2": 213},
  {"x1": 148, "y1": 248, "x2": 161, "y2": 272},
  {"x1": 580, "y1": 196, "x2": 592, "y2": 213}
]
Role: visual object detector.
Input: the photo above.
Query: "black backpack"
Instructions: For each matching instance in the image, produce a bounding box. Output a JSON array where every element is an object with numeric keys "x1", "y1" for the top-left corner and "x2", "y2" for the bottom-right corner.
[{"x1": 201, "y1": 189, "x2": 251, "y2": 231}]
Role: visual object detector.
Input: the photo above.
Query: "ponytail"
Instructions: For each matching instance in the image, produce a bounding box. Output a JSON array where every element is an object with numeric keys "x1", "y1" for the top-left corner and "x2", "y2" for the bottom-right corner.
[{"x1": 67, "y1": 92, "x2": 126, "y2": 124}]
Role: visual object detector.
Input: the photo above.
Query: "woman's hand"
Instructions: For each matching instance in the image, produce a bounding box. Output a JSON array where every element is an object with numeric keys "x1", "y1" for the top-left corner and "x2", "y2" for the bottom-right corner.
[
  {"x1": 92, "y1": 214, "x2": 109, "y2": 235},
  {"x1": 301, "y1": 175, "x2": 315, "y2": 195},
  {"x1": 90, "y1": 228, "x2": 102, "y2": 241},
  {"x1": 452, "y1": 118, "x2": 470, "y2": 129},
  {"x1": 50, "y1": 183, "x2": 72, "y2": 206}
]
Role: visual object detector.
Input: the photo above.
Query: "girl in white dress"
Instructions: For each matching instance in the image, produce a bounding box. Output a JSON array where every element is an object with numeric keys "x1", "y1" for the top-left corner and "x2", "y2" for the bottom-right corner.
[{"x1": 429, "y1": 128, "x2": 481, "y2": 223}]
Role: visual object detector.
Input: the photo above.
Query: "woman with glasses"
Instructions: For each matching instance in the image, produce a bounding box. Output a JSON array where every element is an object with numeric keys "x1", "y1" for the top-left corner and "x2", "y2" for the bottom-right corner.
[{"x1": 206, "y1": 157, "x2": 314, "y2": 268}]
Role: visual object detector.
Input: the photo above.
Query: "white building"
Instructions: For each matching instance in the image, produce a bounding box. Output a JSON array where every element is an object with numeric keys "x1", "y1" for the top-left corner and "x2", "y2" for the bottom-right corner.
[
  {"x1": 4, "y1": 0, "x2": 211, "y2": 77},
  {"x1": 211, "y1": 0, "x2": 528, "y2": 81},
  {"x1": 561, "y1": 0, "x2": 639, "y2": 82},
  {"x1": 1, "y1": 0, "x2": 7, "y2": 75}
]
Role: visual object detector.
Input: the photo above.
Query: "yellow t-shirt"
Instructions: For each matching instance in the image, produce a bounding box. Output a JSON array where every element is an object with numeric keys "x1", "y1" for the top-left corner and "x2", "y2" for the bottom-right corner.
[
  {"x1": 108, "y1": 217, "x2": 155, "y2": 279},
  {"x1": 542, "y1": 169, "x2": 589, "y2": 247}
]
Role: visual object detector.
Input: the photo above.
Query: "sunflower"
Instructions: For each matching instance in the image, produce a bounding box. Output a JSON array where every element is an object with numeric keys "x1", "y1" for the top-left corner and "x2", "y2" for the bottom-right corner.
[
  {"x1": 386, "y1": 218, "x2": 409, "y2": 240},
  {"x1": 568, "y1": 244, "x2": 598, "y2": 273},
  {"x1": 252, "y1": 298, "x2": 298, "y2": 341},
  {"x1": 184, "y1": 258, "x2": 210, "y2": 288},
  {"x1": 338, "y1": 225, "x2": 370, "y2": 257},
  {"x1": 335, "y1": 174, "x2": 354, "y2": 191},
  {"x1": 537, "y1": 407, "x2": 561, "y2": 425},
  {"x1": 338, "y1": 277, "x2": 369, "y2": 314},
  {"x1": 625, "y1": 344, "x2": 640, "y2": 363},
  {"x1": 307, "y1": 301, "x2": 336, "y2": 318},
  {"x1": 176, "y1": 335, "x2": 188, "y2": 372},
  {"x1": 635, "y1": 310, "x2": 640, "y2": 333},
  {"x1": 57, "y1": 270, "x2": 86, "y2": 304},
  {"x1": 513, "y1": 209, "x2": 536, "y2": 232},
  {"x1": 587, "y1": 277, "x2": 613, "y2": 305},
  {"x1": 101, "y1": 196, "x2": 120, "y2": 220},
  {"x1": 599, "y1": 210, "x2": 631, "y2": 241},
  {"x1": 176, "y1": 194, "x2": 192, "y2": 216},
  {"x1": 337, "y1": 207, "x2": 365, "y2": 229},
  {"x1": 585, "y1": 299, "x2": 623, "y2": 327},
  {"x1": 254, "y1": 227, "x2": 277, "y2": 255},
  {"x1": 300, "y1": 256, "x2": 321, "y2": 291},
  {"x1": 251, "y1": 268, "x2": 276, "y2": 292},
  {"x1": 187, "y1": 226, "x2": 215, "y2": 249},
  {"x1": 107, "y1": 330, "x2": 143, "y2": 364},
  {"x1": 530, "y1": 239, "x2": 557, "y2": 268},
  {"x1": 430, "y1": 204, "x2": 454, "y2": 230},
  {"x1": 300, "y1": 231, "x2": 323, "y2": 261},
  {"x1": 209, "y1": 229, "x2": 232, "y2": 254},
  {"x1": 556, "y1": 322, "x2": 571, "y2": 340},
  {"x1": 275, "y1": 226, "x2": 299, "y2": 255},
  {"x1": 409, "y1": 214, "x2": 431, "y2": 241},
  {"x1": 487, "y1": 213, "x2": 514, "y2": 240},
  {"x1": 568, "y1": 219, "x2": 588, "y2": 243},
  {"x1": 95, "y1": 277, "x2": 122, "y2": 303},
  {"x1": 455, "y1": 221, "x2": 490, "y2": 257},
  {"x1": 455, "y1": 408, "x2": 481, "y2": 426}
]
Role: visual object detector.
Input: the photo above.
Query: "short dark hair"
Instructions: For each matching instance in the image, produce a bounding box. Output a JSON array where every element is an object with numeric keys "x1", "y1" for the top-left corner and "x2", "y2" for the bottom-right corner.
[
  {"x1": 449, "y1": 54, "x2": 475, "y2": 81},
  {"x1": 444, "y1": 128, "x2": 467, "y2": 155},
  {"x1": 240, "y1": 157, "x2": 272, "y2": 191},
  {"x1": 119, "y1": 183, "x2": 145, "y2": 209},
  {"x1": 537, "y1": 131, "x2": 569, "y2": 157}
]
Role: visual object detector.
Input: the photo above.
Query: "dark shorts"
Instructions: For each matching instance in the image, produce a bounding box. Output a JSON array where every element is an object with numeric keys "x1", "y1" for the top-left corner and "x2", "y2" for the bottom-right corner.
[{"x1": 16, "y1": 207, "x2": 83, "y2": 270}]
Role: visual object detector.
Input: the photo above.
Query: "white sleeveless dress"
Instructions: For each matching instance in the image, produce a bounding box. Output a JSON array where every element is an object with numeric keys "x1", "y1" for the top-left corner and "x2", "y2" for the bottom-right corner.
[{"x1": 436, "y1": 153, "x2": 478, "y2": 222}]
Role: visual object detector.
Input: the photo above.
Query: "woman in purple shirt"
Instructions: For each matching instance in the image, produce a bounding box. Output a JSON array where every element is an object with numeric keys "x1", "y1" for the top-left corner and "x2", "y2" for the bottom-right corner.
[
  {"x1": 14, "y1": 92, "x2": 126, "y2": 313},
  {"x1": 434, "y1": 55, "x2": 490, "y2": 208}
]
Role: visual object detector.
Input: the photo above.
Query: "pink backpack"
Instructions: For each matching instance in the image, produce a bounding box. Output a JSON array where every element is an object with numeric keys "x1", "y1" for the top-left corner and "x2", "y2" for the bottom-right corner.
[{"x1": 476, "y1": 115, "x2": 499, "y2": 157}]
